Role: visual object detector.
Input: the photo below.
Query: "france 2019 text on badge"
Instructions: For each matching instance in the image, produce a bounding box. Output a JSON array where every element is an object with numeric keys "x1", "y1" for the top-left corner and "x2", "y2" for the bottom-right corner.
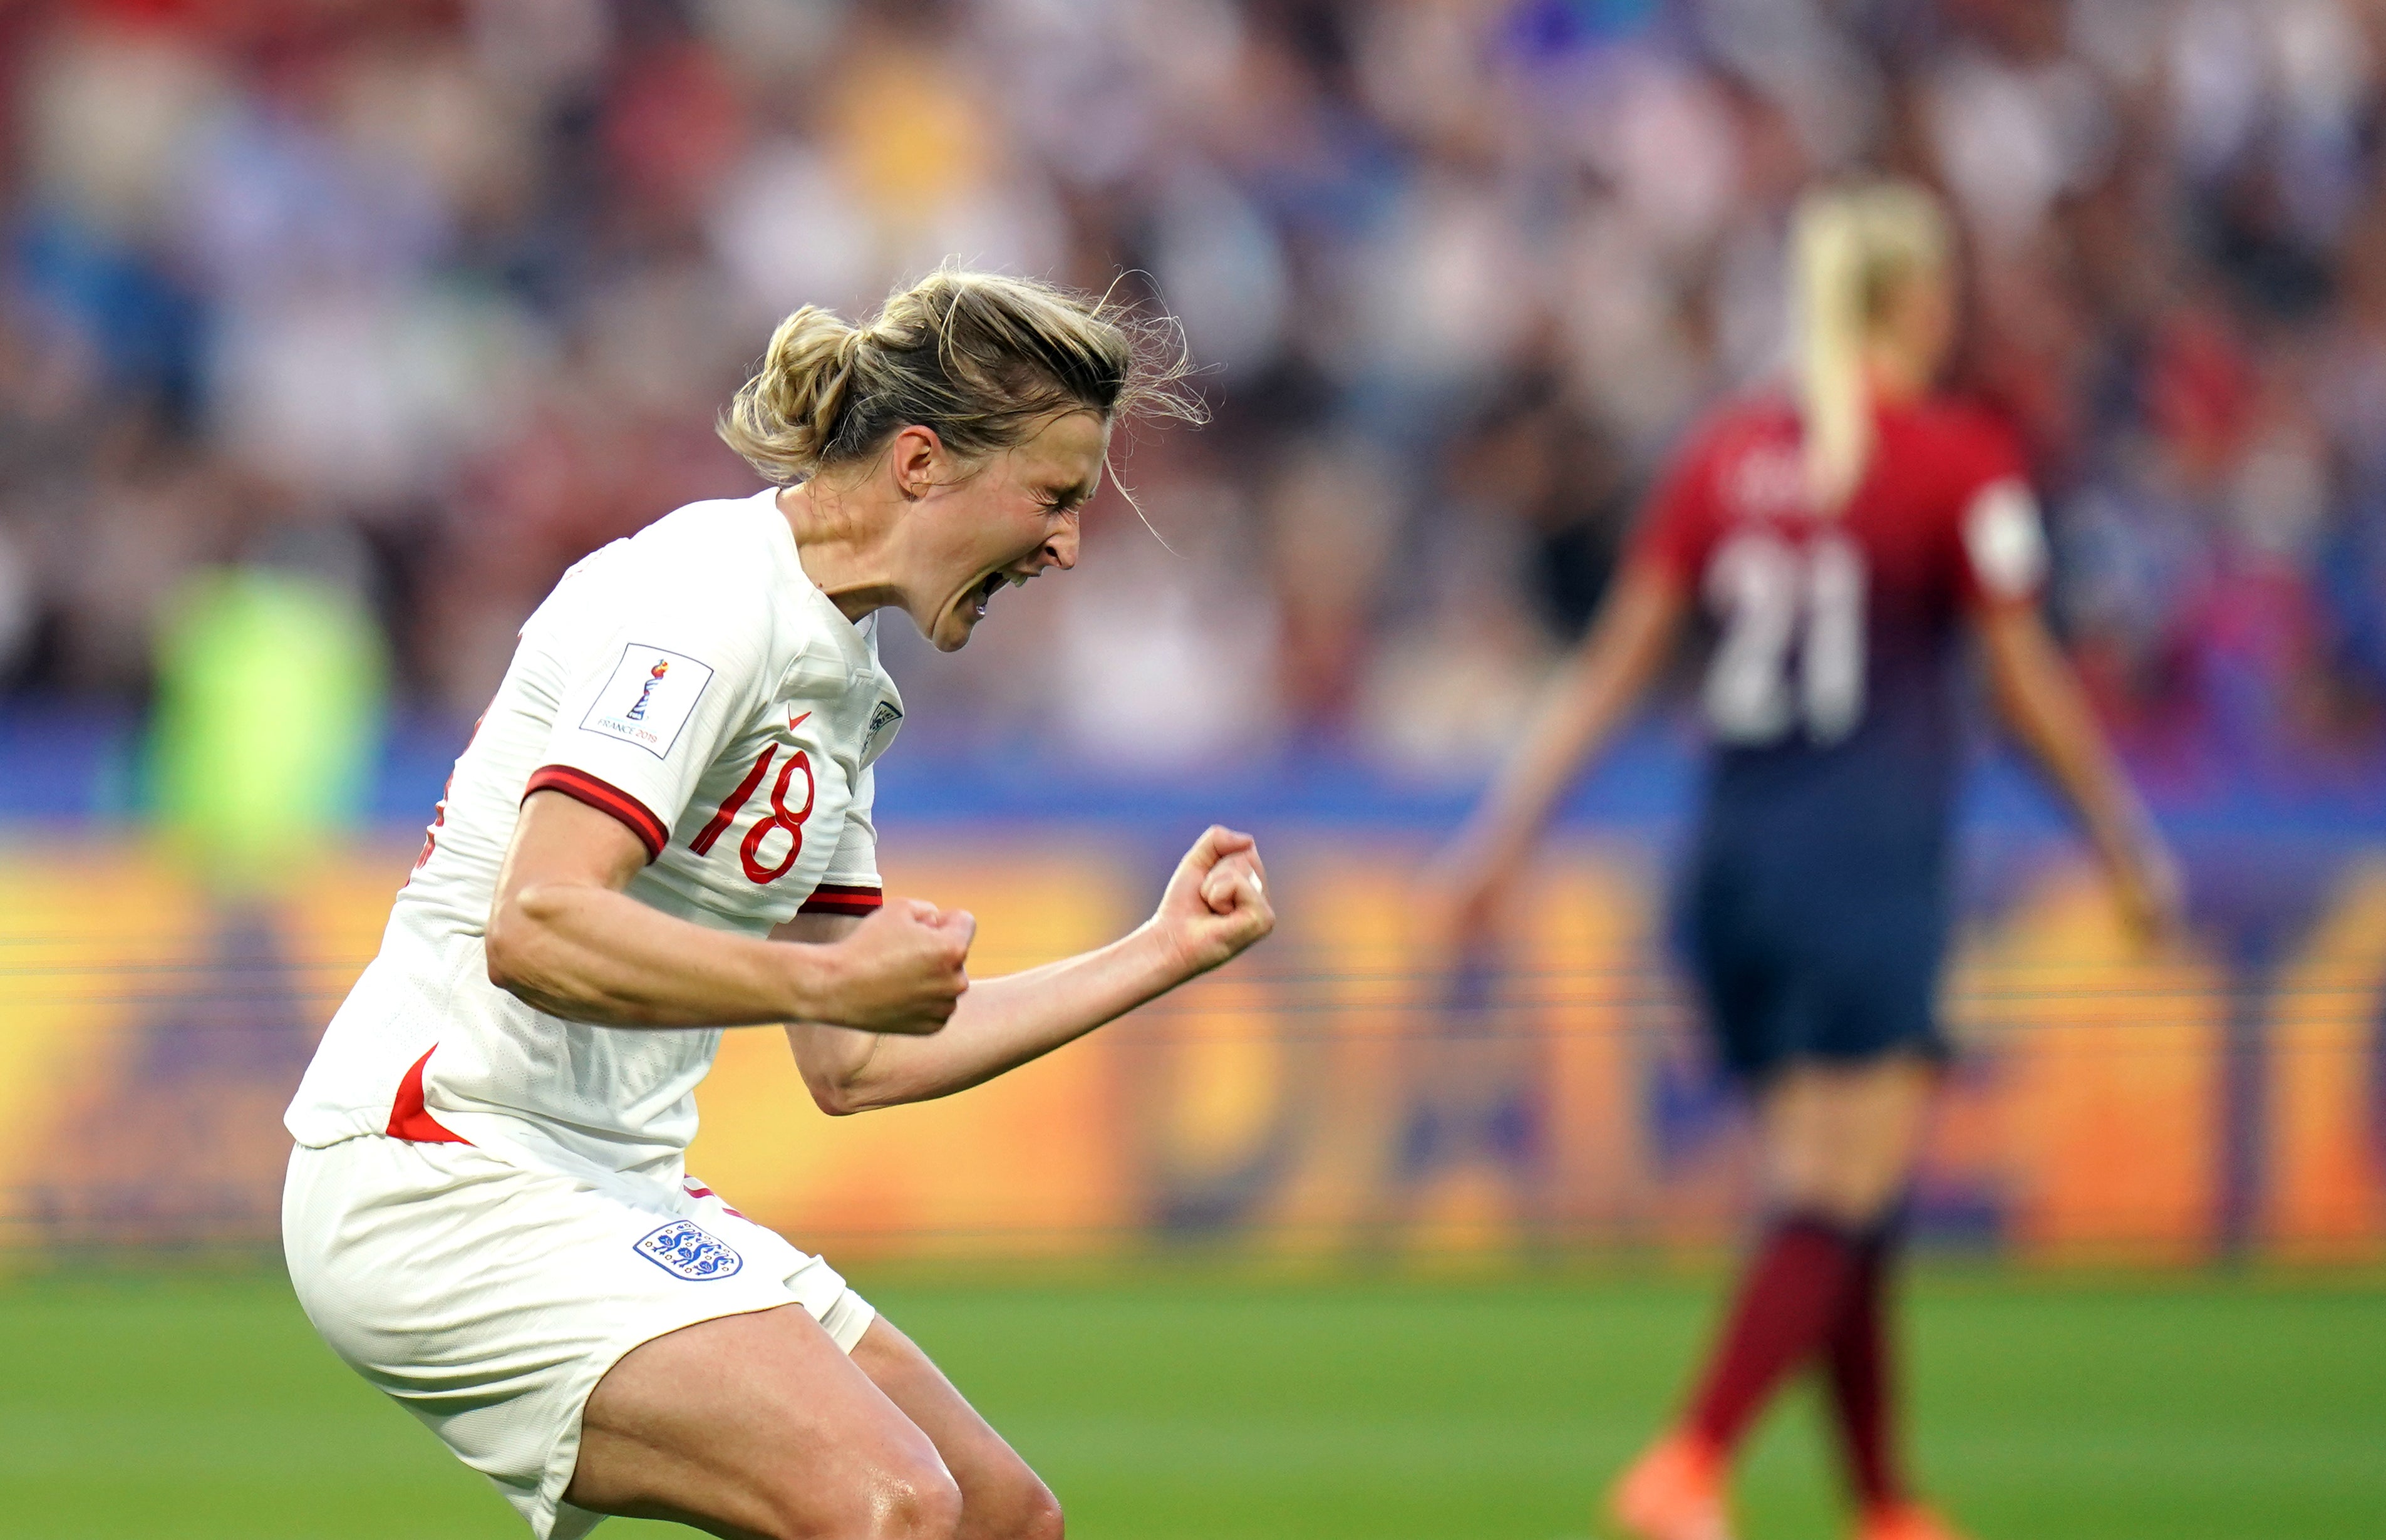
[{"x1": 634, "y1": 1220, "x2": 744, "y2": 1281}]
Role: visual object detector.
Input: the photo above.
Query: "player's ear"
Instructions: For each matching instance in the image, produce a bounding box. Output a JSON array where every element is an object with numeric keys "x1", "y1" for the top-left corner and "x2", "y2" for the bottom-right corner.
[{"x1": 887, "y1": 425, "x2": 943, "y2": 500}]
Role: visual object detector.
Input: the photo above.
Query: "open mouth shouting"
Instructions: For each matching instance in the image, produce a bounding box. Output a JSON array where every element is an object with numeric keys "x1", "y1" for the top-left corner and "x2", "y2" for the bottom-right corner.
[
  {"x1": 969, "y1": 570, "x2": 1008, "y2": 620},
  {"x1": 929, "y1": 566, "x2": 1038, "y2": 651},
  {"x1": 966, "y1": 567, "x2": 1039, "y2": 623}
]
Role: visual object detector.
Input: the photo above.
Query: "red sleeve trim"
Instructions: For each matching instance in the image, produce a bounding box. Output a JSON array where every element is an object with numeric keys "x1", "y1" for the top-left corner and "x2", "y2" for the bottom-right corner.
[
  {"x1": 524, "y1": 765, "x2": 669, "y2": 862},
  {"x1": 387, "y1": 1045, "x2": 469, "y2": 1145},
  {"x1": 799, "y1": 882, "x2": 884, "y2": 917}
]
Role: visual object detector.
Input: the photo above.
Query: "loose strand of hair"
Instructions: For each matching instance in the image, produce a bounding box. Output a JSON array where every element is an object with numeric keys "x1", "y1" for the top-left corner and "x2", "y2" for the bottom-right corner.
[{"x1": 1795, "y1": 192, "x2": 1873, "y2": 515}]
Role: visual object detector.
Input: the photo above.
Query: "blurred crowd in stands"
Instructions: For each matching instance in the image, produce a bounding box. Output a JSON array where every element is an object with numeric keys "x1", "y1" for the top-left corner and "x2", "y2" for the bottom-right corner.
[{"x1": 0, "y1": 0, "x2": 2382, "y2": 790}]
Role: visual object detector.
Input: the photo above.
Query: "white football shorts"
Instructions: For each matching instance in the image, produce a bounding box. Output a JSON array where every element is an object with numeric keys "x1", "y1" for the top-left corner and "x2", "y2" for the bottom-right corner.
[{"x1": 283, "y1": 1135, "x2": 874, "y2": 1540}]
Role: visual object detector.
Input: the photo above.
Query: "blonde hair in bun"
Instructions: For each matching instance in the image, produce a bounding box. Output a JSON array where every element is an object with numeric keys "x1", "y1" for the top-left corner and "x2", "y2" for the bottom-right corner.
[{"x1": 720, "y1": 267, "x2": 1203, "y2": 487}]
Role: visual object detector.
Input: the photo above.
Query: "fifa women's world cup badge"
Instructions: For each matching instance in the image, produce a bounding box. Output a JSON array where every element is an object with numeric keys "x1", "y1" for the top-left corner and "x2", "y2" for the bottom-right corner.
[
  {"x1": 633, "y1": 1220, "x2": 743, "y2": 1280},
  {"x1": 581, "y1": 644, "x2": 715, "y2": 758}
]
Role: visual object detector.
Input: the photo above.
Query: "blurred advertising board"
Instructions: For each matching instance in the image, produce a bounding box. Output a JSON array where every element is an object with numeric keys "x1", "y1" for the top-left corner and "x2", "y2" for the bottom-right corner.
[{"x1": 1, "y1": 830, "x2": 2380, "y2": 1266}]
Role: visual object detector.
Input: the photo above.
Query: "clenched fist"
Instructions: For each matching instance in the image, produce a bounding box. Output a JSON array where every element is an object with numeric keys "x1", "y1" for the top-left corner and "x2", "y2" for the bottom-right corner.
[
  {"x1": 814, "y1": 898, "x2": 976, "y2": 1035},
  {"x1": 1147, "y1": 825, "x2": 1276, "y2": 980}
]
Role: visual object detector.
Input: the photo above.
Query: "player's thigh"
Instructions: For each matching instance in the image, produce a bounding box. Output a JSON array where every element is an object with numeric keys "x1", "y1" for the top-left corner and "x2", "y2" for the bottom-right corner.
[
  {"x1": 852, "y1": 1317, "x2": 1063, "y2": 1540},
  {"x1": 1760, "y1": 1055, "x2": 1938, "y2": 1222},
  {"x1": 568, "y1": 1303, "x2": 961, "y2": 1540}
]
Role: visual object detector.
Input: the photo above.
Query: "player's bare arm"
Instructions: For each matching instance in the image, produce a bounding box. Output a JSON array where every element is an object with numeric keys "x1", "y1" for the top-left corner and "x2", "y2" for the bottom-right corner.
[
  {"x1": 487, "y1": 790, "x2": 973, "y2": 1033},
  {"x1": 1434, "y1": 561, "x2": 1689, "y2": 937},
  {"x1": 1974, "y1": 601, "x2": 2185, "y2": 940},
  {"x1": 782, "y1": 825, "x2": 1273, "y2": 1113}
]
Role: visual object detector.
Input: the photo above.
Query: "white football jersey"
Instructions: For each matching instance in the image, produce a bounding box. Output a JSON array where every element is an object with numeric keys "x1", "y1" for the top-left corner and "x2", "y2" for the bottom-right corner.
[{"x1": 286, "y1": 488, "x2": 904, "y2": 1183}]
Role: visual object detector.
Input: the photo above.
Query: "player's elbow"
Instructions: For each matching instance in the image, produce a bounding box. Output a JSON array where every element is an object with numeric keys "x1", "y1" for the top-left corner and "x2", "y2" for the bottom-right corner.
[
  {"x1": 805, "y1": 1073, "x2": 896, "y2": 1117},
  {"x1": 805, "y1": 1055, "x2": 936, "y2": 1115},
  {"x1": 483, "y1": 893, "x2": 540, "y2": 993},
  {"x1": 484, "y1": 888, "x2": 592, "y2": 1013},
  {"x1": 807, "y1": 1081, "x2": 864, "y2": 1117},
  {"x1": 799, "y1": 1059, "x2": 855, "y2": 1115}
]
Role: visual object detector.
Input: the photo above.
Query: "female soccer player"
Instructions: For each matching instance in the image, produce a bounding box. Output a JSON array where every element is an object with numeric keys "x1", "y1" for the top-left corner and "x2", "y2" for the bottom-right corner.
[
  {"x1": 1437, "y1": 183, "x2": 2182, "y2": 1540},
  {"x1": 282, "y1": 270, "x2": 1274, "y2": 1540}
]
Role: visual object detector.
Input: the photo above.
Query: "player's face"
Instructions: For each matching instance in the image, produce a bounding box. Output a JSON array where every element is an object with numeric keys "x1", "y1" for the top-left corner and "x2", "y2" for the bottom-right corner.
[{"x1": 914, "y1": 409, "x2": 1108, "y2": 652}]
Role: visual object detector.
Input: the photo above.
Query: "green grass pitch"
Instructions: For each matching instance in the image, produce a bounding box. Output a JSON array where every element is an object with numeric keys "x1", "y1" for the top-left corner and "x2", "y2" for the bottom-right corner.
[{"x1": 0, "y1": 1267, "x2": 2377, "y2": 1539}]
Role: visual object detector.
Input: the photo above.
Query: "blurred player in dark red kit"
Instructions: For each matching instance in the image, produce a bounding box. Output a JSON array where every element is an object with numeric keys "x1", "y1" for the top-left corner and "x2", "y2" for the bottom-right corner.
[{"x1": 1437, "y1": 182, "x2": 2183, "y2": 1540}]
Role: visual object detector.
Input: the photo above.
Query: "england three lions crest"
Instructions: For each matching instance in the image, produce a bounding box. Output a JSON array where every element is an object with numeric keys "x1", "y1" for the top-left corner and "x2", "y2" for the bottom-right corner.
[
  {"x1": 634, "y1": 1220, "x2": 743, "y2": 1280},
  {"x1": 861, "y1": 698, "x2": 904, "y2": 765}
]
